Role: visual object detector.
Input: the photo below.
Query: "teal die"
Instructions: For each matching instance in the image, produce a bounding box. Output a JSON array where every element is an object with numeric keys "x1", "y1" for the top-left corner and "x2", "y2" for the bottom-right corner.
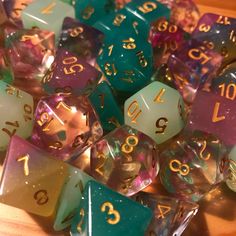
[
  {"x1": 70, "y1": 180, "x2": 152, "y2": 236},
  {"x1": 124, "y1": 81, "x2": 185, "y2": 144},
  {"x1": 97, "y1": 34, "x2": 153, "y2": 92},
  {"x1": 75, "y1": 0, "x2": 116, "y2": 26},
  {"x1": 89, "y1": 81, "x2": 124, "y2": 133},
  {"x1": 22, "y1": 0, "x2": 75, "y2": 39},
  {"x1": 54, "y1": 166, "x2": 93, "y2": 231}
]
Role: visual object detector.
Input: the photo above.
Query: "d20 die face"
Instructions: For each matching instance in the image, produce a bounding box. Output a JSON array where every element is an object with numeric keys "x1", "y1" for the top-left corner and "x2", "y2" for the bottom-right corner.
[
  {"x1": 0, "y1": 81, "x2": 34, "y2": 151},
  {"x1": 70, "y1": 180, "x2": 153, "y2": 236},
  {"x1": 5, "y1": 28, "x2": 55, "y2": 80},
  {"x1": 188, "y1": 91, "x2": 236, "y2": 146},
  {"x1": 75, "y1": 0, "x2": 116, "y2": 26},
  {"x1": 42, "y1": 49, "x2": 101, "y2": 96},
  {"x1": 226, "y1": 146, "x2": 236, "y2": 192},
  {"x1": 124, "y1": 81, "x2": 185, "y2": 144},
  {"x1": 58, "y1": 17, "x2": 104, "y2": 66},
  {"x1": 192, "y1": 13, "x2": 236, "y2": 67},
  {"x1": 54, "y1": 166, "x2": 93, "y2": 231},
  {"x1": 159, "y1": 130, "x2": 228, "y2": 202},
  {"x1": 31, "y1": 94, "x2": 103, "y2": 161},
  {"x1": 0, "y1": 135, "x2": 68, "y2": 216},
  {"x1": 21, "y1": 0, "x2": 75, "y2": 38},
  {"x1": 91, "y1": 125, "x2": 159, "y2": 196},
  {"x1": 89, "y1": 81, "x2": 124, "y2": 133},
  {"x1": 134, "y1": 192, "x2": 199, "y2": 236}
]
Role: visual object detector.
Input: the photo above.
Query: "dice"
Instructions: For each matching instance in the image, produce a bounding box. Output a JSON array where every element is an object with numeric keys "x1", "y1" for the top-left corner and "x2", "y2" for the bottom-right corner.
[
  {"x1": 124, "y1": 81, "x2": 185, "y2": 144},
  {"x1": 167, "y1": 39, "x2": 223, "y2": 104},
  {"x1": 31, "y1": 93, "x2": 103, "y2": 160},
  {"x1": 42, "y1": 49, "x2": 101, "y2": 96},
  {"x1": 159, "y1": 130, "x2": 228, "y2": 201},
  {"x1": 58, "y1": 17, "x2": 104, "y2": 66},
  {"x1": 70, "y1": 180, "x2": 153, "y2": 236},
  {"x1": 192, "y1": 13, "x2": 236, "y2": 68},
  {"x1": 89, "y1": 81, "x2": 124, "y2": 133},
  {"x1": 0, "y1": 81, "x2": 34, "y2": 151},
  {"x1": 21, "y1": 0, "x2": 75, "y2": 38},
  {"x1": 90, "y1": 125, "x2": 159, "y2": 196},
  {"x1": 0, "y1": 48, "x2": 14, "y2": 84},
  {"x1": 134, "y1": 192, "x2": 199, "y2": 236},
  {"x1": 226, "y1": 146, "x2": 236, "y2": 192}
]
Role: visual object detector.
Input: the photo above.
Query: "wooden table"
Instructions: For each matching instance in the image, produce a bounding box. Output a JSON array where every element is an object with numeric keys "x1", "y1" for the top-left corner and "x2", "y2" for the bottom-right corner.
[{"x1": 1, "y1": 1, "x2": 236, "y2": 235}]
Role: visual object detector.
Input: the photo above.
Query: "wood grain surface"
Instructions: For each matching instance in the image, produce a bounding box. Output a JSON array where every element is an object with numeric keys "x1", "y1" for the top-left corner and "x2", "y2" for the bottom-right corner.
[{"x1": 1, "y1": 1, "x2": 236, "y2": 236}]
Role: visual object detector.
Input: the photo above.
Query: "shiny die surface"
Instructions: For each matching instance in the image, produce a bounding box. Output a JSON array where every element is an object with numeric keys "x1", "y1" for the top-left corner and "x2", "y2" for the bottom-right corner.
[
  {"x1": 124, "y1": 81, "x2": 185, "y2": 144},
  {"x1": 226, "y1": 146, "x2": 236, "y2": 192},
  {"x1": 70, "y1": 180, "x2": 153, "y2": 236},
  {"x1": 91, "y1": 125, "x2": 159, "y2": 196}
]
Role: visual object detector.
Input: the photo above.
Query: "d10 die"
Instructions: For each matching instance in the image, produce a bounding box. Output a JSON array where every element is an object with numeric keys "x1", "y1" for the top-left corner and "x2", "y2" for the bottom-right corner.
[
  {"x1": 160, "y1": 130, "x2": 228, "y2": 202},
  {"x1": 31, "y1": 94, "x2": 103, "y2": 160},
  {"x1": 70, "y1": 180, "x2": 153, "y2": 236},
  {"x1": 124, "y1": 81, "x2": 185, "y2": 144},
  {"x1": 0, "y1": 81, "x2": 34, "y2": 151},
  {"x1": 90, "y1": 125, "x2": 159, "y2": 196}
]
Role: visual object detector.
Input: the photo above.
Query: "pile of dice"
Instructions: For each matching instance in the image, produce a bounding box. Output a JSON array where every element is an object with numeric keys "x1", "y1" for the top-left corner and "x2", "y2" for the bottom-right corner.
[{"x1": 0, "y1": 0, "x2": 235, "y2": 235}]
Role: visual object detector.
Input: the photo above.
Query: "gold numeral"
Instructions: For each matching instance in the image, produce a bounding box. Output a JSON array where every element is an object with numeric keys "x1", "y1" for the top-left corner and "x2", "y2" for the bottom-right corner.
[
  {"x1": 104, "y1": 63, "x2": 117, "y2": 76},
  {"x1": 63, "y1": 56, "x2": 84, "y2": 74},
  {"x1": 95, "y1": 153, "x2": 107, "y2": 176},
  {"x1": 157, "y1": 204, "x2": 171, "y2": 219},
  {"x1": 169, "y1": 159, "x2": 190, "y2": 176},
  {"x1": 5, "y1": 84, "x2": 22, "y2": 98},
  {"x1": 132, "y1": 21, "x2": 139, "y2": 34},
  {"x1": 69, "y1": 27, "x2": 84, "y2": 37},
  {"x1": 41, "y1": 1, "x2": 56, "y2": 14},
  {"x1": 127, "y1": 101, "x2": 142, "y2": 123},
  {"x1": 199, "y1": 141, "x2": 211, "y2": 161},
  {"x1": 113, "y1": 14, "x2": 126, "y2": 26},
  {"x1": 136, "y1": 51, "x2": 148, "y2": 67},
  {"x1": 122, "y1": 38, "x2": 136, "y2": 50},
  {"x1": 17, "y1": 154, "x2": 30, "y2": 176},
  {"x1": 121, "y1": 135, "x2": 139, "y2": 154},
  {"x1": 218, "y1": 83, "x2": 236, "y2": 100},
  {"x1": 77, "y1": 208, "x2": 85, "y2": 233},
  {"x1": 34, "y1": 190, "x2": 49, "y2": 205},
  {"x1": 100, "y1": 202, "x2": 120, "y2": 225},
  {"x1": 37, "y1": 112, "x2": 54, "y2": 132},
  {"x1": 56, "y1": 101, "x2": 72, "y2": 112},
  {"x1": 107, "y1": 117, "x2": 121, "y2": 128},
  {"x1": 81, "y1": 5, "x2": 94, "y2": 20},
  {"x1": 49, "y1": 141, "x2": 63, "y2": 150},
  {"x1": 138, "y1": 1, "x2": 157, "y2": 14},
  {"x1": 156, "y1": 117, "x2": 168, "y2": 134},
  {"x1": 108, "y1": 45, "x2": 114, "y2": 56},
  {"x1": 157, "y1": 20, "x2": 177, "y2": 33},
  {"x1": 199, "y1": 23, "x2": 211, "y2": 32},
  {"x1": 216, "y1": 16, "x2": 231, "y2": 25},
  {"x1": 230, "y1": 30, "x2": 236, "y2": 43},
  {"x1": 212, "y1": 102, "x2": 225, "y2": 123},
  {"x1": 188, "y1": 48, "x2": 211, "y2": 64},
  {"x1": 98, "y1": 93, "x2": 105, "y2": 109},
  {"x1": 154, "y1": 88, "x2": 165, "y2": 103}
]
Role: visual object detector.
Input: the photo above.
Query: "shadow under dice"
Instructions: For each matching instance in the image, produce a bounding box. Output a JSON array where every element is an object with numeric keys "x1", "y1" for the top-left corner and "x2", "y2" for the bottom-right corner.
[
  {"x1": 134, "y1": 192, "x2": 199, "y2": 236},
  {"x1": 192, "y1": 13, "x2": 236, "y2": 68},
  {"x1": 70, "y1": 180, "x2": 153, "y2": 236},
  {"x1": 91, "y1": 125, "x2": 159, "y2": 196},
  {"x1": 32, "y1": 94, "x2": 103, "y2": 160},
  {"x1": 0, "y1": 81, "x2": 34, "y2": 151},
  {"x1": 0, "y1": 135, "x2": 68, "y2": 217},
  {"x1": 160, "y1": 130, "x2": 228, "y2": 202},
  {"x1": 124, "y1": 81, "x2": 185, "y2": 144}
]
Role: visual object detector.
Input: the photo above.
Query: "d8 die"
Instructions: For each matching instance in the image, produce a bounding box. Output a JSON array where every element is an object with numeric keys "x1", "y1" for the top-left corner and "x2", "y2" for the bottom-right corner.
[
  {"x1": 134, "y1": 192, "x2": 199, "y2": 236},
  {"x1": 124, "y1": 81, "x2": 185, "y2": 144},
  {"x1": 192, "y1": 13, "x2": 236, "y2": 68},
  {"x1": 70, "y1": 180, "x2": 153, "y2": 236},
  {"x1": 90, "y1": 125, "x2": 159, "y2": 196},
  {"x1": 31, "y1": 94, "x2": 103, "y2": 160},
  {"x1": 160, "y1": 130, "x2": 228, "y2": 202},
  {"x1": 42, "y1": 49, "x2": 101, "y2": 96},
  {"x1": 21, "y1": 0, "x2": 75, "y2": 38},
  {"x1": 0, "y1": 81, "x2": 34, "y2": 151},
  {"x1": 167, "y1": 39, "x2": 223, "y2": 104}
]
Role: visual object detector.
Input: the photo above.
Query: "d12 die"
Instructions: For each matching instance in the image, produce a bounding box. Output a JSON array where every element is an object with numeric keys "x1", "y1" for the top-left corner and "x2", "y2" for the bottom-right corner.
[
  {"x1": 0, "y1": 135, "x2": 68, "y2": 216},
  {"x1": 134, "y1": 192, "x2": 199, "y2": 236},
  {"x1": 42, "y1": 49, "x2": 101, "y2": 96},
  {"x1": 70, "y1": 180, "x2": 153, "y2": 236},
  {"x1": 90, "y1": 125, "x2": 159, "y2": 196},
  {"x1": 31, "y1": 94, "x2": 103, "y2": 160},
  {"x1": 0, "y1": 81, "x2": 34, "y2": 151},
  {"x1": 192, "y1": 13, "x2": 236, "y2": 68},
  {"x1": 124, "y1": 81, "x2": 185, "y2": 144},
  {"x1": 22, "y1": 0, "x2": 75, "y2": 38},
  {"x1": 160, "y1": 130, "x2": 228, "y2": 201},
  {"x1": 168, "y1": 39, "x2": 223, "y2": 104},
  {"x1": 58, "y1": 17, "x2": 104, "y2": 66}
]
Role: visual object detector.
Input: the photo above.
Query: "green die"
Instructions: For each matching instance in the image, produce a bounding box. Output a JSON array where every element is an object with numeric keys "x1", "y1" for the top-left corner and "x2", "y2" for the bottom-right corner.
[
  {"x1": 124, "y1": 81, "x2": 185, "y2": 144},
  {"x1": 54, "y1": 166, "x2": 92, "y2": 231},
  {"x1": 70, "y1": 180, "x2": 152, "y2": 236},
  {"x1": 22, "y1": 0, "x2": 75, "y2": 39}
]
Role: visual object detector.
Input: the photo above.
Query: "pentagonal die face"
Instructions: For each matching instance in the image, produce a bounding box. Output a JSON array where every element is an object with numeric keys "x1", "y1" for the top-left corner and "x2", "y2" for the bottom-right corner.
[
  {"x1": 124, "y1": 81, "x2": 185, "y2": 144},
  {"x1": 91, "y1": 125, "x2": 159, "y2": 196}
]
